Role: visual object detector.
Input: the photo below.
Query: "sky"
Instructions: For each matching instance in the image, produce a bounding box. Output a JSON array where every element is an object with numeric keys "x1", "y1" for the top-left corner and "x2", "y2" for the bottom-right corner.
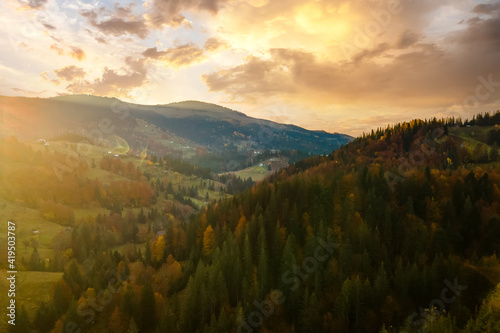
[{"x1": 1, "y1": 0, "x2": 500, "y2": 136}]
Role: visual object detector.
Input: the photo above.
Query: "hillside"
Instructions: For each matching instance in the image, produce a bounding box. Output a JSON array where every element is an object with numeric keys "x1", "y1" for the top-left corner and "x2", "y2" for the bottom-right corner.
[
  {"x1": 0, "y1": 95, "x2": 352, "y2": 172},
  {"x1": 4, "y1": 112, "x2": 500, "y2": 333}
]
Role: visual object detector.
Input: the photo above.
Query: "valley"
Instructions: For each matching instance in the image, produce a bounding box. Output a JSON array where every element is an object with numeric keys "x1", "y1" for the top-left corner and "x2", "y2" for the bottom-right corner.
[{"x1": 1, "y1": 105, "x2": 500, "y2": 332}]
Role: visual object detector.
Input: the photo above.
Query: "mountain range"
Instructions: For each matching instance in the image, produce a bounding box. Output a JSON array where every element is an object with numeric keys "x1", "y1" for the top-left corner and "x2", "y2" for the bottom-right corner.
[{"x1": 0, "y1": 95, "x2": 352, "y2": 171}]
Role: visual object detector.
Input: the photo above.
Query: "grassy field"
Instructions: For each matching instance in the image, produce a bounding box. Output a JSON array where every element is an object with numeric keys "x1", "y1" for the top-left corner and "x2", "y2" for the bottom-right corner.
[
  {"x1": 449, "y1": 125, "x2": 496, "y2": 143},
  {"x1": 449, "y1": 125, "x2": 495, "y2": 153},
  {"x1": 86, "y1": 167, "x2": 133, "y2": 183},
  {"x1": 222, "y1": 157, "x2": 288, "y2": 182},
  {"x1": 231, "y1": 163, "x2": 270, "y2": 182},
  {"x1": 152, "y1": 168, "x2": 231, "y2": 206},
  {"x1": 0, "y1": 202, "x2": 65, "y2": 267},
  {"x1": 0, "y1": 270, "x2": 63, "y2": 331}
]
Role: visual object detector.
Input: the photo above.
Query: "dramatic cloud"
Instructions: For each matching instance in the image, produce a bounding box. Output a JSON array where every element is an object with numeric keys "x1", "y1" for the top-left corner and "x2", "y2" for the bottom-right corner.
[
  {"x1": 54, "y1": 65, "x2": 86, "y2": 81},
  {"x1": 66, "y1": 57, "x2": 147, "y2": 97},
  {"x1": 203, "y1": 22, "x2": 500, "y2": 109},
  {"x1": 80, "y1": 0, "x2": 229, "y2": 38},
  {"x1": 2, "y1": 0, "x2": 500, "y2": 135}
]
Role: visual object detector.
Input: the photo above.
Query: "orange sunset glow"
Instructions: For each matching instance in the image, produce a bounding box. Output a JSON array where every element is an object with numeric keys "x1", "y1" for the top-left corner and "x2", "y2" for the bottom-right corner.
[
  {"x1": 3, "y1": 2, "x2": 500, "y2": 333},
  {"x1": 1, "y1": 0, "x2": 500, "y2": 135}
]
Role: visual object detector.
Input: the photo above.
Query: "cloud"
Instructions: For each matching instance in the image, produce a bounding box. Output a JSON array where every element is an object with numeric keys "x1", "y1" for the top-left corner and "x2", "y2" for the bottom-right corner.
[
  {"x1": 201, "y1": 1, "x2": 500, "y2": 115},
  {"x1": 11, "y1": 87, "x2": 46, "y2": 95},
  {"x1": 203, "y1": 24, "x2": 500, "y2": 110},
  {"x1": 66, "y1": 57, "x2": 148, "y2": 97},
  {"x1": 142, "y1": 36, "x2": 228, "y2": 68},
  {"x1": 203, "y1": 37, "x2": 228, "y2": 52},
  {"x1": 351, "y1": 42, "x2": 391, "y2": 64},
  {"x1": 79, "y1": 0, "x2": 230, "y2": 41},
  {"x1": 473, "y1": 2, "x2": 500, "y2": 15},
  {"x1": 70, "y1": 47, "x2": 86, "y2": 61},
  {"x1": 449, "y1": 15, "x2": 500, "y2": 52},
  {"x1": 50, "y1": 44, "x2": 64, "y2": 55},
  {"x1": 54, "y1": 65, "x2": 86, "y2": 81},
  {"x1": 143, "y1": 44, "x2": 205, "y2": 67},
  {"x1": 202, "y1": 51, "x2": 297, "y2": 100},
  {"x1": 41, "y1": 22, "x2": 56, "y2": 30},
  {"x1": 81, "y1": 7, "x2": 149, "y2": 39},
  {"x1": 396, "y1": 30, "x2": 421, "y2": 49},
  {"x1": 17, "y1": 0, "x2": 47, "y2": 9},
  {"x1": 50, "y1": 45, "x2": 87, "y2": 61},
  {"x1": 146, "y1": 0, "x2": 229, "y2": 28},
  {"x1": 95, "y1": 37, "x2": 107, "y2": 44}
]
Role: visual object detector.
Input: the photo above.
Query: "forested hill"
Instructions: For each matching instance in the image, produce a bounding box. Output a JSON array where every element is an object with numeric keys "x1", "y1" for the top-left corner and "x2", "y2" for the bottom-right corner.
[
  {"x1": 168, "y1": 112, "x2": 500, "y2": 332},
  {"x1": 0, "y1": 95, "x2": 353, "y2": 172},
  {"x1": 21, "y1": 112, "x2": 500, "y2": 333}
]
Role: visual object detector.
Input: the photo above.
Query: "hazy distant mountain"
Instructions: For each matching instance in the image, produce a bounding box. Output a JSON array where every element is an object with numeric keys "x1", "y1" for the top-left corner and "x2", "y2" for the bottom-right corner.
[{"x1": 0, "y1": 94, "x2": 352, "y2": 170}]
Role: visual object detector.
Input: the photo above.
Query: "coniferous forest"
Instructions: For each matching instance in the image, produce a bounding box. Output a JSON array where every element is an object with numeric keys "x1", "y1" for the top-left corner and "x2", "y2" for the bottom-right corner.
[{"x1": 3, "y1": 112, "x2": 500, "y2": 333}]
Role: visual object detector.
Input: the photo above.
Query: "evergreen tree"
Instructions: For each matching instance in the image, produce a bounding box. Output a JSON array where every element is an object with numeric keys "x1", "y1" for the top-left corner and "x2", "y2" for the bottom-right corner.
[
  {"x1": 489, "y1": 142, "x2": 499, "y2": 161},
  {"x1": 29, "y1": 247, "x2": 42, "y2": 270},
  {"x1": 257, "y1": 239, "x2": 269, "y2": 301},
  {"x1": 10, "y1": 305, "x2": 29, "y2": 333},
  {"x1": 140, "y1": 284, "x2": 156, "y2": 332},
  {"x1": 32, "y1": 301, "x2": 58, "y2": 332}
]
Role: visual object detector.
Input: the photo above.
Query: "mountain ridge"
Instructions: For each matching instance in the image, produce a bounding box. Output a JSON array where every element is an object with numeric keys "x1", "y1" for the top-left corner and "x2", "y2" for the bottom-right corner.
[{"x1": 0, "y1": 94, "x2": 353, "y2": 172}]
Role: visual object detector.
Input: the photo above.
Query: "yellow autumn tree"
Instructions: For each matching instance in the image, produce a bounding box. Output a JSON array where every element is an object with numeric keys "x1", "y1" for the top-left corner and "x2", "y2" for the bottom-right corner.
[
  {"x1": 166, "y1": 254, "x2": 182, "y2": 281},
  {"x1": 109, "y1": 306, "x2": 129, "y2": 333},
  {"x1": 234, "y1": 216, "x2": 247, "y2": 243},
  {"x1": 85, "y1": 287, "x2": 96, "y2": 300},
  {"x1": 154, "y1": 292, "x2": 165, "y2": 320},
  {"x1": 203, "y1": 225, "x2": 215, "y2": 256},
  {"x1": 51, "y1": 319, "x2": 64, "y2": 333},
  {"x1": 154, "y1": 235, "x2": 166, "y2": 263},
  {"x1": 154, "y1": 254, "x2": 183, "y2": 295},
  {"x1": 117, "y1": 260, "x2": 125, "y2": 277},
  {"x1": 196, "y1": 212, "x2": 208, "y2": 245}
]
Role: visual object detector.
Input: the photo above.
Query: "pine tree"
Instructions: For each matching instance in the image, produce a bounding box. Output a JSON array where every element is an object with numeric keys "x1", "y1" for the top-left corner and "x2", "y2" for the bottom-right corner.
[
  {"x1": 140, "y1": 284, "x2": 156, "y2": 332},
  {"x1": 374, "y1": 262, "x2": 390, "y2": 304},
  {"x1": 32, "y1": 301, "x2": 58, "y2": 332},
  {"x1": 10, "y1": 305, "x2": 29, "y2": 333},
  {"x1": 299, "y1": 289, "x2": 321, "y2": 333},
  {"x1": 280, "y1": 235, "x2": 300, "y2": 322},
  {"x1": 30, "y1": 246, "x2": 42, "y2": 270},
  {"x1": 257, "y1": 239, "x2": 269, "y2": 301},
  {"x1": 490, "y1": 142, "x2": 499, "y2": 161},
  {"x1": 335, "y1": 278, "x2": 352, "y2": 321},
  {"x1": 53, "y1": 280, "x2": 72, "y2": 315}
]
